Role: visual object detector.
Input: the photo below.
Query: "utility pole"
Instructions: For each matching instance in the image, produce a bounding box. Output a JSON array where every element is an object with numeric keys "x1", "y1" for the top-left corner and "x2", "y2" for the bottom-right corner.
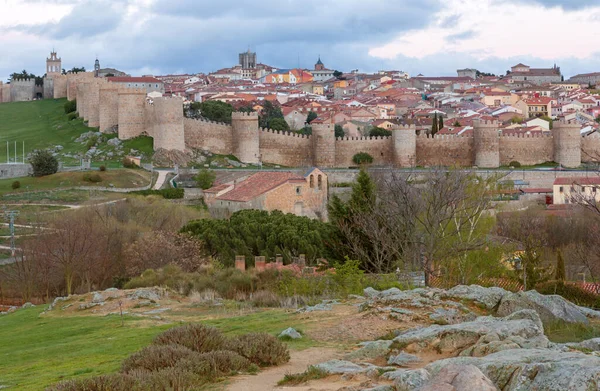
[{"x1": 2, "y1": 210, "x2": 19, "y2": 256}]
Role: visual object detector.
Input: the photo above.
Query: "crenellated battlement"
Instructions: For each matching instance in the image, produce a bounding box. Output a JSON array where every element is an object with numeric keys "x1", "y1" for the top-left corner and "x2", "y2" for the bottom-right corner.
[
  {"x1": 554, "y1": 120, "x2": 581, "y2": 128},
  {"x1": 501, "y1": 132, "x2": 553, "y2": 139},
  {"x1": 336, "y1": 136, "x2": 392, "y2": 141},
  {"x1": 232, "y1": 111, "x2": 259, "y2": 119},
  {"x1": 10, "y1": 78, "x2": 35, "y2": 84},
  {"x1": 392, "y1": 124, "x2": 417, "y2": 131},
  {"x1": 473, "y1": 119, "x2": 500, "y2": 127},
  {"x1": 417, "y1": 133, "x2": 473, "y2": 140},
  {"x1": 260, "y1": 128, "x2": 310, "y2": 138}
]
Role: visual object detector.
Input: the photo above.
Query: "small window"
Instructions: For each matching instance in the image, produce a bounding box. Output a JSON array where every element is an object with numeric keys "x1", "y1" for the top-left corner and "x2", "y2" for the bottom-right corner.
[
  {"x1": 296, "y1": 187, "x2": 301, "y2": 195},
  {"x1": 559, "y1": 186, "x2": 563, "y2": 192},
  {"x1": 310, "y1": 175, "x2": 314, "y2": 188},
  {"x1": 317, "y1": 175, "x2": 322, "y2": 190}
]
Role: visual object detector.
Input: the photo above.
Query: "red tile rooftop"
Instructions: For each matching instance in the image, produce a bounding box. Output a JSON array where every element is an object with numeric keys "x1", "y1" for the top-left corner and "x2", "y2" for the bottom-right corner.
[
  {"x1": 216, "y1": 172, "x2": 305, "y2": 202},
  {"x1": 554, "y1": 177, "x2": 600, "y2": 186}
]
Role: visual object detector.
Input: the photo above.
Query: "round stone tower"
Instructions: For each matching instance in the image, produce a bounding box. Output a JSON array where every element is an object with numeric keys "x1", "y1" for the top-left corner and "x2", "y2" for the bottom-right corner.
[
  {"x1": 393, "y1": 124, "x2": 417, "y2": 167},
  {"x1": 312, "y1": 122, "x2": 336, "y2": 167},
  {"x1": 553, "y1": 120, "x2": 581, "y2": 168},
  {"x1": 118, "y1": 89, "x2": 147, "y2": 140},
  {"x1": 232, "y1": 112, "x2": 260, "y2": 164},
  {"x1": 151, "y1": 97, "x2": 185, "y2": 152},
  {"x1": 473, "y1": 119, "x2": 500, "y2": 168}
]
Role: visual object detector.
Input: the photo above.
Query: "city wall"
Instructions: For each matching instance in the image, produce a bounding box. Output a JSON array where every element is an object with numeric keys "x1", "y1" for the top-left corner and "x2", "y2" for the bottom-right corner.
[{"x1": 62, "y1": 78, "x2": 600, "y2": 168}]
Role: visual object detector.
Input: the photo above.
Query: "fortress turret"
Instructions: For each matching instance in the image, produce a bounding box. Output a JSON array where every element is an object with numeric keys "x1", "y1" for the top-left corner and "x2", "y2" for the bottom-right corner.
[
  {"x1": 232, "y1": 112, "x2": 260, "y2": 164},
  {"x1": 473, "y1": 119, "x2": 500, "y2": 168},
  {"x1": 312, "y1": 122, "x2": 335, "y2": 167},
  {"x1": 393, "y1": 124, "x2": 417, "y2": 167},
  {"x1": 553, "y1": 120, "x2": 581, "y2": 168},
  {"x1": 118, "y1": 89, "x2": 147, "y2": 140}
]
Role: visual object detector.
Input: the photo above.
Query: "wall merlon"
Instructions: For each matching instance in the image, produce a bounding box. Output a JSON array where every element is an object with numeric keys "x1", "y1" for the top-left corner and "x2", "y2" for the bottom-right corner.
[{"x1": 232, "y1": 111, "x2": 259, "y2": 119}]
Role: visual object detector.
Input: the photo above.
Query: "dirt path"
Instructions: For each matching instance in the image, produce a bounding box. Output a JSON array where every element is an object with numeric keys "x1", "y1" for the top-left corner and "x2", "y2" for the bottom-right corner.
[{"x1": 226, "y1": 347, "x2": 342, "y2": 391}]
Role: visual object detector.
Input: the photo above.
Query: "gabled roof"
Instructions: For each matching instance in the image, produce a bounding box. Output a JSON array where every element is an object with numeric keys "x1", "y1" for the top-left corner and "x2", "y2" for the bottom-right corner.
[
  {"x1": 216, "y1": 172, "x2": 305, "y2": 202},
  {"x1": 554, "y1": 177, "x2": 600, "y2": 186},
  {"x1": 108, "y1": 76, "x2": 161, "y2": 83}
]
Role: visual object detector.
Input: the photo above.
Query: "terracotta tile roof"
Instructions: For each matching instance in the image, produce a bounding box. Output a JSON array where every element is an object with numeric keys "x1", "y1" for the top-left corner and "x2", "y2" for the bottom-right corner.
[
  {"x1": 523, "y1": 97, "x2": 553, "y2": 105},
  {"x1": 216, "y1": 172, "x2": 305, "y2": 202}
]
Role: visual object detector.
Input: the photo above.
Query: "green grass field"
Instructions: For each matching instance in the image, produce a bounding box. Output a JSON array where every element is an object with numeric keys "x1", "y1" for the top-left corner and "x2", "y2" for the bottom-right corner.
[
  {"x1": 0, "y1": 99, "x2": 153, "y2": 165},
  {"x1": 0, "y1": 307, "x2": 314, "y2": 390}
]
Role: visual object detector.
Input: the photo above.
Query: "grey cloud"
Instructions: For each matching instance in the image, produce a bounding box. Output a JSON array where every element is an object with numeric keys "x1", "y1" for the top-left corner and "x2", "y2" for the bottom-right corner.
[{"x1": 506, "y1": 0, "x2": 600, "y2": 10}]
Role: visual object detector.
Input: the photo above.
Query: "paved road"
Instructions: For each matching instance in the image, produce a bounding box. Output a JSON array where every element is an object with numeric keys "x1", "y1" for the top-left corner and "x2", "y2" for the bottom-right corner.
[{"x1": 153, "y1": 169, "x2": 174, "y2": 190}]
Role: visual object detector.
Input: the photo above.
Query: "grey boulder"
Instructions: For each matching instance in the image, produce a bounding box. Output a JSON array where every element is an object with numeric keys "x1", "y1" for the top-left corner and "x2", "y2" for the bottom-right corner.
[{"x1": 497, "y1": 290, "x2": 589, "y2": 325}]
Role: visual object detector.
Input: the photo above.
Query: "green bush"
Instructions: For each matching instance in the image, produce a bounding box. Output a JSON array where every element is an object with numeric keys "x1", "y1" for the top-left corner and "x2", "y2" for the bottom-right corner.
[
  {"x1": 29, "y1": 150, "x2": 59, "y2": 177},
  {"x1": 227, "y1": 333, "x2": 290, "y2": 366},
  {"x1": 64, "y1": 99, "x2": 77, "y2": 114},
  {"x1": 278, "y1": 366, "x2": 328, "y2": 386},
  {"x1": 130, "y1": 188, "x2": 184, "y2": 199},
  {"x1": 67, "y1": 112, "x2": 78, "y2": 121},
  {"x1": 121, "y1": 344, "x2": 199, "y2": 373},
  {"x1": 194, "y1": 169, "x2": 216, "y2": 190},
  {"x1": 82, "y1": 173, "x2": 102, "y2": 183},
  {"x1": 99, "y1": 165, "x2": 106, "y2": 172},
  {"x1": 154, "y1": 324, "x2": 228, "y2": 353},
  {"x1": 535, "y1": 281, "x2": 600, "y2": 308},
  {"x1": 509, "y1": 161, "x2": 521, "y2": 168},
  {"x1": 11, "y1": 180, "x2": 20, "y2": 190},
  {"x1": 352, "y1": 152, "x2": 374, "y2": 165}
]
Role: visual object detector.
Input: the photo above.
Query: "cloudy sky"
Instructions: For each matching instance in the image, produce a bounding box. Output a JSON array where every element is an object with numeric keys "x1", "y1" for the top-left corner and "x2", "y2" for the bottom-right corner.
[{"x1": 1, "y1": 0, "x2": 599, "y2": 82}]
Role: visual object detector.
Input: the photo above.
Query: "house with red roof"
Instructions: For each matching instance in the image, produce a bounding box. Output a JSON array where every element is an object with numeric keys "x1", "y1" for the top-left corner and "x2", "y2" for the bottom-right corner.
[
  {"x1": 204, "y1": 169, "x2": 328, "y2": 220},
  {"x1": 553, "y1": 177, "x2": 600, "y2": 205}
]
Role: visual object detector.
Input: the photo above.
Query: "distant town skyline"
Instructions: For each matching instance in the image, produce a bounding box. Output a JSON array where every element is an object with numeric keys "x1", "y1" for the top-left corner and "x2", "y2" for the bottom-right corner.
[{"x1": 1, "y1": 0, "x2": 599, "y2": 82}]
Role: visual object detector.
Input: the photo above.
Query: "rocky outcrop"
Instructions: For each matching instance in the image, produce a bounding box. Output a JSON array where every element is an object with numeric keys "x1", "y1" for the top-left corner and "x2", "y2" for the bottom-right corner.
[
  {"x1": 393, "y1": 310, "x2": 547, "y2": 356},
  {"x1": 420, "y1": 364, "x2": 498, "y2": 391},
  {"x1": 279, "y1": 327, "x2": 302, "y2": 340},
  {"x1": 497, "y1": 290, "x2": 591, "y2": 325},
  {"x1": 426, "y1": 348, "x2": 600, "y2": 391},
  {"x1": 345, "y1": 340, "x2": 393, "y2": 361},
  {"x1": 443, "y1": 285, "x2": 509, "y2": 310}
]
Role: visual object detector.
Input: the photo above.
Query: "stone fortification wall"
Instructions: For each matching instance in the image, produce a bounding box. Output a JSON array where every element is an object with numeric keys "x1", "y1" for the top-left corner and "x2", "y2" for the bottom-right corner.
[
  {"x1": 183, "y1": 118, "x2": 233, "y2": 155},
  {"x1": 145, "y1": 97, "x2": 185, "y2": 151},
  {"x1": 118, "y1": 89, "x2": 147, "y2": 140},
  {"x1": 554, "y1": 121, "x2": 582, "y2": 168},
  {"x1": 416, "y1": 134, "x2": 475, "y2": 167},
  {"x1": 473, "y1": 120, "x2": 500, "y2": 168},
  {"x1": 312, "y1": 123, "x2": 336, "y2": 167},
  {"x1": 0, "y1": 83, "x2": 9, "y2": 103},
  {"x1": 53, "y1": 75, "x2": 68, "y2": 99},
  {"x1": 67, "y1": 72, "x2": 94, "y2": 101},
  {"x1": 99, "y1": 85, "x2": 121, "y2": 133},
  {"x1": 334, "y1": 136, "x2": 393, "y2": 167},
  {"x1": 499, "y1": 133, "x2": 554, "y2": 166},
  {"x1": 581, "y1": 133, "x2": 600, "y2": 163},
  {"x1": 76, "y1": 82, "x2": 88, "y2": 119},
  {"x1": 393, "y1": 126, "x2": 417, "y2": 167},
  {"x1": 85, "y1": 79, "x2": 106, "y2": 128},
  {"x1": 232, "y1": 112, "x2": 260, "y2": 164},
  {"x1": 259, "y1": 129, "x2": 312, "y2": 167},
  {"x1": 10, "y1": 78, "x2": 35, "y2": 102},
  {"x1": 43, "y1": 78, "x2": 54, "y2": 99}
]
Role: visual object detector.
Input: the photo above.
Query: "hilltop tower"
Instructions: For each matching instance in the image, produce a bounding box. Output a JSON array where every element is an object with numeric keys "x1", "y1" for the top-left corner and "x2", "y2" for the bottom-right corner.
[
  {"x1": 232, "y1": 112, "x2": 260, "y2": 164},
  {"x1": 392, "y1": 124, "x2": 417, "y2": 167},
  {"x1": 94, "y1": 58, "x2": 100, "y2": 77},
  {"x1": 554, "y1": 120, "x2": 581, "y2": 168},
  {"x1": 315, "y1": 56, "x2": 325, "y2": 71},
  {"x1": 312, "y1": 122, "x2": 335, "y2": 167},
  {"x1": 46, "y1": 51, "x2": 61, "y2": 76},
  {"x1": 473, "y1": 119, "x2": 500, "y2": 168}
]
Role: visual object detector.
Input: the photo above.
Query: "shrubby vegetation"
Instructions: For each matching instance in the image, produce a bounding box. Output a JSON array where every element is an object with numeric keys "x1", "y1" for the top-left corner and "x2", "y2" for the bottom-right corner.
[
  {"x1": 48, "y1": 324, "x2": 287, "y2": 390},
  {"x1": 194, "y1": 169, "x2": 216, "y2": 190},
  {"x1": 181, "y1": 210, "x2": 339, "y2": 266},
  {"x1": 64, "y1": 100, "x2": 76, "y2": 114},
  {"x1": 352, "y1": 152, "x2": 373, "y2": 165},
  {"x1": 29, "y1": 150, "x2": 59, "y2": 177},
  {"x1": 130, "y1": 188, "x2": 184, "y2": 199}
]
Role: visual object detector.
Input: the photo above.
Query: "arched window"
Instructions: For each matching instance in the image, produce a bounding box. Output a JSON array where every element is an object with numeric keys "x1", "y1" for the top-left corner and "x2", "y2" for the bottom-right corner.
[
  {"x1": 310, "y1": 175, "x2": 314, "y2": 188},
  {"x1": 317, "y1": 175, "x2": 322, "y2": 190}
]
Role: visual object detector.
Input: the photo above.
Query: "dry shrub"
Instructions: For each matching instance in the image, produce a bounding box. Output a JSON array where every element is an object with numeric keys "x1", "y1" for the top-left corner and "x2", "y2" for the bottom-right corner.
[
  {"x1": 188, "y1": 289, "x2": 220, "y2": 303},
  {"x1": 248, "y1": 290, "x2": 281, "y2": 307},
  {"x1": 154, "y1": 324, "x2": 227, "y2": 353},
  {"x1": 130, "y1": 367, "x2": 205, "y2": 390},
  {"x1": 121, "y1": 344, "x2": 199, "y2": 373},
  {"x1": 177, "y1": 350, "x2": 253, "y2": 379},
  {"x1": 227, "y1": 333, "x2": 290, "y2": 366},
  {"x1": 46, "y1": 373, "x2": 140, "y2": 391}
]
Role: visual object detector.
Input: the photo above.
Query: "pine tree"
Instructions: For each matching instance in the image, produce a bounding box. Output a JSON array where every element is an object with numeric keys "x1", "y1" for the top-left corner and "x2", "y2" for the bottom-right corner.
[
  {"x1": 431, "y1": 113, "x2": 439, "y2": 136},
  {"x1": 555, "y1": 249, "x2": 566, "y2": 281},
  {"x1": 438, "y1": 115, "x2": 444, "y2": 130}
]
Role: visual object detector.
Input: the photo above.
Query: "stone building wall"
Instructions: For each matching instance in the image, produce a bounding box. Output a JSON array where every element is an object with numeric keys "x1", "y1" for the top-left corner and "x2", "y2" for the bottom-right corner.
[
  {"x1": 312, "y1": 123, "x2": 336, "y2": 167},
  {"x1": 85, "y1": 79, "x2": 106, "y2": 128},
  {"x1": 473, "y1": 120, "x2": 500, "y2": 168},
  {"x1": 145, "y1": 97, "x2": 185, "y2": 151},
  {"x1": 393, "y1": 126, "x2": 417, "y2": 167},
  {"x1": 334, "y1": 136, "x2": 393, "y2": 167},
  {"x1": 499, "y1": 133, "x2": 554, "y2": 166},
  {"x1": 99, "y1": 85, "x2": 121, "y2": 133},
  {"x1": 554, "y1": 121, "x2": 582, "y2": 168},
  {"x1": 118, "y1": 89, "x2": 147, "y2": 140},
  {"x1": 416, "y1": 134, "x2": 475, "y2": 167},
  {"x1": 0, "y1": 83, "x2": 9, "y2": 103},
  {"x1": 43, "y1": 78, "x2": 54, "y2": 99},
  {"x1": 183, "y1": 118, "x2": 233, "y2": 155},
  {"x1": 259, "y1": 129, "x2": 312, "y2": 167}
]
